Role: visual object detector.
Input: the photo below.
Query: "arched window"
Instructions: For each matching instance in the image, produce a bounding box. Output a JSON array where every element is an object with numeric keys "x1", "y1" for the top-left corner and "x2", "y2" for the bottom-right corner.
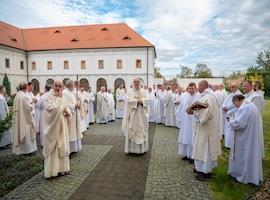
[
  {"x1": 31, "y1": 79, "x2": 40, "y2": 95},
  {"x1": 96, "y1": 78, "x2": 107, "y2": 92},
  {"x1": 79, "y1": 78, "x2": 89, "y2": 90},
  {"x1": 63, "y1": 78, "x2": 70, "y2": 85},
  {"x1": 114, "y1": 78, "x2": 125, "y2": 91},
  {"x1": 46, "y1": 78, "x2": 54, "y2": 86}
]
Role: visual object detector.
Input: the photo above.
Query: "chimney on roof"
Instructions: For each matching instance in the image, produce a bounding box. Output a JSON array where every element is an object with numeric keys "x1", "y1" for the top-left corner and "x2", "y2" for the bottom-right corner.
[{"x1": 54, "y1": 30, "x2": 61, "y2": 33}]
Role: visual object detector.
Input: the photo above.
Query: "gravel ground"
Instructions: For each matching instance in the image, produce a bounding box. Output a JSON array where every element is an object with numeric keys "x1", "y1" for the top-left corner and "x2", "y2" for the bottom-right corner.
[{"x1": 250, "y1": 178, "x2": 270, "y2": 200}]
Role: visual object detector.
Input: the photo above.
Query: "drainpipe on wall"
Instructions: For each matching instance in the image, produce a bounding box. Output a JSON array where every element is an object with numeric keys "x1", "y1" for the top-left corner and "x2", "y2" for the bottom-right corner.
[
  {"x1": 26, "y1": 51, "x2": 29, "y2": 82},
  {"x1": 146, "y1": 47, "x2": 149, "y2": 87}
]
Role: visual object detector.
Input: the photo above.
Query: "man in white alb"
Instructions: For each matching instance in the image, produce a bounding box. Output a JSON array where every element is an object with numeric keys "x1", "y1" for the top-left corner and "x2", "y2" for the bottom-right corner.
[
  {"x1": 187, "y1": 80, "x2": 221, "y2": 181},
  {"x1": 122, "y1": 78, "x2": 149, "y2": 154}
]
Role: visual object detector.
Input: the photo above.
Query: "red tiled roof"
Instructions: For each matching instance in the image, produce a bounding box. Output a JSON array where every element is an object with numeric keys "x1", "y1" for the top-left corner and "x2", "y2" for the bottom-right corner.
[
  {"x1": 0, "y1": 21, "x2": 154, "y2": 51},
  {"x1": 0, "y1": 21, "x2": 26, "y2": 50}
]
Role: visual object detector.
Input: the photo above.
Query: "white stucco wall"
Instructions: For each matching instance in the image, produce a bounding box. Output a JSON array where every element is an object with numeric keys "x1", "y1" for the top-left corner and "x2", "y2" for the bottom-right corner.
[
  {"x1": 0, "y1": 45, "x2": 155, "y2": 93},
  {"x1": 0, "y1": 45, "x2": 27, "y2": 93},
  {"x1": 28, "y1": 47, "x2": 155, "y2": 92}
]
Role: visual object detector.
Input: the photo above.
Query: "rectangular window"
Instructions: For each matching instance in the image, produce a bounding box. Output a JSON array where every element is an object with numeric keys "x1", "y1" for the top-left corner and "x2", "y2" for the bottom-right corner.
[
  {"x1": 20, "y1": 61, "x2": 24, "y2": 70},
  {"x1": 32, "y1": 62, "x2": 36, "y2": 70},
  {"x1": 47, "y1": 61, "x2": 52, "y2": 70},
  {"x1": 117, "y1": 59, "x2": 122, "y2": 69},
  {"x1": 98, "y1": 60, "x2": 104, "y2": 69},
  {"x1": 81, "y1": 60, "x2": 86, "y2": 69},
  {"x1": 5, "y1": 58, "x2": 10, "y2": 68},
  {"x1": 136, "y1": 59, "x2": 142, "y2": 68},
  {"x1": 64, "y1": 60, "x2": 69, "y2": 69}
]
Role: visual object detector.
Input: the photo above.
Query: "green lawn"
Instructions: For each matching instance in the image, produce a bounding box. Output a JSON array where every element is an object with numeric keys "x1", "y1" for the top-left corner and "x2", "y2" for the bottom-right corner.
[
  {"x1": 0, "y1": 154, "x2": 43, "y2": 197},
  {"x1": 210, "y1": 99, "x2": 270, "y2": 200}
]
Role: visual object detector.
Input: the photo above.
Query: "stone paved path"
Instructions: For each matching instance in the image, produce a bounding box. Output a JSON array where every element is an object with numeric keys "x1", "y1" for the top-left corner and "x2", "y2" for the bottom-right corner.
[
  {"x1": 144, "y1": 124, "x2": 211, "y2": 200},
  {"x1": 69, "y1": 120, "x2": 156, "y2": 200},
  {"x1": 2, "y1": 145, "x2": 111, "y2": 200},
  {"x1": 1, "y1": 120, "x2": 211, "y2": 200}
]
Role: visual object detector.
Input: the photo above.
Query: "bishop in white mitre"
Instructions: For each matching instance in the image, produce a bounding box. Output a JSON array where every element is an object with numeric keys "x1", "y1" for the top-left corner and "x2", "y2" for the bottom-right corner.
[
  {"x1": 228, "y1": 94, "x2": 263, "y2": 186},
  {"x1": 163, "y1": 85, "x2": 175, "y2": 127},
  {"x1": 62, "y1": 80, "x2": 83, "y2": 153},
  {"x1": 189, "y1": 80, "x2": 221, "y2": 181},
  {"x1": 43, "y1": 81, "x2": 70, "y2": 178},
  {"x1": 0, "y1": 86, "x2": 11, "y2": 148},
  {"x1": 147, "y1": 87, "x2": 156, "y2": 123},
  {"x1": 176, "y1": 82, "x2": 200, "y2": 161},
  {"x1": 122, "y1": 78, "x2": 149, "y2": 154},
  {"x1": 222, "y1": 83, "x2": 242, "y2": 148},
  {"x1": 116, "y1": 84, "x2": 126, "y2": 119},
  {"x1": 96, "y1": 86, "x2": 109, "y2": 124},
  {"x1": 107, "y1": 88, "x2": 116, "y2": 121},
  {"x1": 87, "y1": 87, "x2": 95, "y2": 124},
  {"x1": 12, "y1": 82, "x2": 37, "y2": 155}
]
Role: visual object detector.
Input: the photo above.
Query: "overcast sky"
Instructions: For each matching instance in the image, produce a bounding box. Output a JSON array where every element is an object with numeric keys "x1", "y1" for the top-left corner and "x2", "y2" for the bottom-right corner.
[{"x1": 1, "y1": 0, "x2": 269, "y2": 77}]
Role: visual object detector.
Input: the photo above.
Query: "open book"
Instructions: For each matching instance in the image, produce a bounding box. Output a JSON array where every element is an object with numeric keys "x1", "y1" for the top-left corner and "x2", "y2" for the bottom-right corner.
[
  {"x1": 186, "y1": 102, "x2": 208, "y2": 114},
  {"x1": 188, "y1": 102, "x2": 208, "y2": 110}
]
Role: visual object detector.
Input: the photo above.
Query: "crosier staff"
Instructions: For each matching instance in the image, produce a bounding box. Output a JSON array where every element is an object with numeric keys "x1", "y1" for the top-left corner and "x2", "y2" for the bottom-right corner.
[{"x1": 75, "y1": 74, "x2": 80, "y2": 141}]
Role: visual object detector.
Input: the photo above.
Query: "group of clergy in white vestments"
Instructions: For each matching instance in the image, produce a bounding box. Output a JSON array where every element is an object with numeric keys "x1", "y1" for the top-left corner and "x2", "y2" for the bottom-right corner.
[{"x1": 0, "y1": 77, "x2": 265, "y2": 184}]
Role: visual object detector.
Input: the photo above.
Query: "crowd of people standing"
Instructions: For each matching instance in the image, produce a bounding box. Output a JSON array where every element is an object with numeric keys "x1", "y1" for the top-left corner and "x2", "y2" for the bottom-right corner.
[{"x1": 0, "y1": 78, "x2": 265, "y2": 185}]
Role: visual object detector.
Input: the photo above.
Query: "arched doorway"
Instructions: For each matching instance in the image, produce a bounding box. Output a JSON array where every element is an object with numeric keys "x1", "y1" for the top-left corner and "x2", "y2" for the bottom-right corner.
[
  {"x1": 79, "y1": 78, "x2": 89, "y2": 90},
  {"x1": 63, "y1": 78, "x2": 70, "y2": 85},
  {"x1": 31, "y1": 79, "x2": 40, "y2": 95},
  {"x1": 96, "y1": 78, "x2": 107, "y2": 92},
  {"x1": 46, "y1": 78, "x2": 54, "y2": 86},
  {"x1": 114, "y1": 78, "x2": 125, "y2": 91}
]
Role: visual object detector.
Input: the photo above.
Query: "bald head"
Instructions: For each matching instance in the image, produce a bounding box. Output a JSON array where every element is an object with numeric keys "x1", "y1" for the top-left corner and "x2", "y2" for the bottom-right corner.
[
  {"x1": 198, "y1": 80, "x2": 209, "y2": 93},
  {"x1": 133, "y1": 77, "x2": 141, "y2": 90},
  {"x1": 19, "y1": 82, "x2": 27, "y2": 92},
  {"x1": 53, "y1": 80, "x2": 62, "y2": 94}
]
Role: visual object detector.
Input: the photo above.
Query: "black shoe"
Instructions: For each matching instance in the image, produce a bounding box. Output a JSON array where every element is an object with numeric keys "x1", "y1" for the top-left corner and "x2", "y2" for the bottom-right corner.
[
  {"x1": 195, "y1": 173, "x2": 211, "y2": 181},
  {"x1": 193, "y1": 169, "x2": 200, "y2": 174},
  {"x1": 182, "y1": 156, "x2": 189, "y2": 161},
  {"x1": 188, "y1": 159, "x2": 194, "y2": 164}
]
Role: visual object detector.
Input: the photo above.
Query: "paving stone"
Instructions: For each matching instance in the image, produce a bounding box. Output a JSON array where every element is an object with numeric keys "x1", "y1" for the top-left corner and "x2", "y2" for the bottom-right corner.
[
  {"x1": 2, "y1": 121, "x2": 212, "y2": 200},
  {"x1": 69, "y1": 121, "x2": 156, "y2": 200},
  {"x1": 143, "y1": 124, "x2": 211, "y2": 200},
  {"x1": 1, "y1": 145, "x2": 111, "y2": 200}
]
